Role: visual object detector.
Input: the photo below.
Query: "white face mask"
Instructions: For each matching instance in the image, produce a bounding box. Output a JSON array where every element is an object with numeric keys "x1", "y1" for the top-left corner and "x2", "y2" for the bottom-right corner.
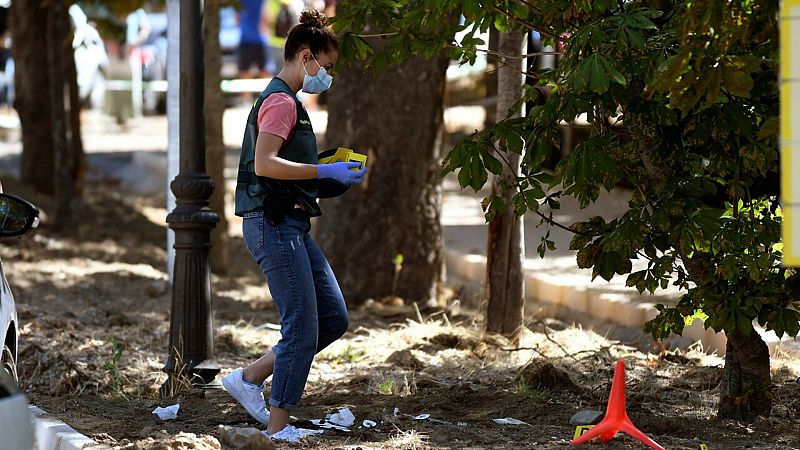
[{"x1": 302, "y1": 56, "x2": 333, "y2": 94}]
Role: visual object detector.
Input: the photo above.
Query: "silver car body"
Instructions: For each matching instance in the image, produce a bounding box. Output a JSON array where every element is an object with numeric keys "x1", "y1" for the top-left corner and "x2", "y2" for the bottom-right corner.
[{"x1": 0, "y1": 259, "x2": 16, "y2": 373}]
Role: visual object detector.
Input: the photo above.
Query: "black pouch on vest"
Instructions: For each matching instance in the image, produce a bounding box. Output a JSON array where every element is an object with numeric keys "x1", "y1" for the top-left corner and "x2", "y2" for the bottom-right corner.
[{"x1": 263, "y1": 180, "x2": 297, "y2": 225}]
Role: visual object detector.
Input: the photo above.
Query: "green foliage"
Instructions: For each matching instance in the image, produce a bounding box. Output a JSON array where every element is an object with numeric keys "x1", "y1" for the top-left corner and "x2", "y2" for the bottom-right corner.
[
  {"x1": 103, "y1": 336, "x2": 127, "y2": 399},
  {"x1": 321, "y1": 345, "x2": 366, "y2": 367},
  {"x1": 515, "y1": 377, "x2": 551, "y2": 401},
  {"x1": 378, "y1": 377, "x2": 394, "y2": 395},
  {"x1": 334, "y1": 0, "x2": 798, "y2": 343}
]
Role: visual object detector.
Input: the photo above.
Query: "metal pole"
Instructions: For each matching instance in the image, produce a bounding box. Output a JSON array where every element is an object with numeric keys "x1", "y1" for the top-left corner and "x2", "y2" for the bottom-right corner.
[
  {"x1": 160, "y1": 0, "x2": 219, "y2": 396},
  {"x1": 166, "y1": 0, "x2": 180, "y2": 282}
]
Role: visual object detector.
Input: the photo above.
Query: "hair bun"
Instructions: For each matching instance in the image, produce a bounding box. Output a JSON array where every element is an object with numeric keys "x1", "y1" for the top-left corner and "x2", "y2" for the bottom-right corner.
[{"x1": 299, "y1": 9, "x2": 328, "y2": 29}]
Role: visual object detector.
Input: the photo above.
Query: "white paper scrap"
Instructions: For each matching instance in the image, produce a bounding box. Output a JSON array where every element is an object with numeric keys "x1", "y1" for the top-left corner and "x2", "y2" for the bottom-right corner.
[
  {"x1": 266, "y1": 426, "x2": 323, "y2": 443},
  {"x1": 152, "y1": 404, "x2": 180, "y2": 420},
  {"x1": 363, "y1": 419, "x2": 377, "y2": 428},
  {"x1": 413, "y1": 413, "x2": 431, "y2": 420},
  {"x1": 328, "y1": 407, "x2": 356, "y2": 427},
  {"x1": 492, "y1": 417, "x2": 529, "y2": 425},
  {"x1": 393, "y1": 407, "x2": 400, "y2": 417}
]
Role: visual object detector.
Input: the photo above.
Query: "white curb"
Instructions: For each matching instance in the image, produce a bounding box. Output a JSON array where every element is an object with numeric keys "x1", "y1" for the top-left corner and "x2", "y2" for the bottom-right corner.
[{"x1": 30, "y1": 405, "x2": 109, "y2": 450}]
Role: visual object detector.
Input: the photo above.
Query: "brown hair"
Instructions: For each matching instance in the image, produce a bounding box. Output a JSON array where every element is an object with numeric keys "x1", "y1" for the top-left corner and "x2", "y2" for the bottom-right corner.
[{"x1": 284, "y1": 9, "x2": 339, "y2": 62}]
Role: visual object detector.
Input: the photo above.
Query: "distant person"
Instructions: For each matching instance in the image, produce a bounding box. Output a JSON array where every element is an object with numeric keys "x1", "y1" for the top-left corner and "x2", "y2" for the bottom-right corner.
[
  {"x1": 224, "y1": 9, "x2": 366, "y2": 440},
  {"x1": 269, "y1": 0, "x2": 303, "y2": 69},
  {"x1": 239, "y1": 0, "x2": 273, "y2": 80},
  {"x1": 125, "y1": 7, "x2": 151, "y2": 117},
  {"x1": 125, "y1": 7, "x2": 151, "y2": 53}
]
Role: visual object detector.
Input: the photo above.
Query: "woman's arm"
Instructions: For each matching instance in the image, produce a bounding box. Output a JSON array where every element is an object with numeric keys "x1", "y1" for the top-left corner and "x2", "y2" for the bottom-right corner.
[{"x1": 253, "y1": 132, "x2": 318, "y2": 180}]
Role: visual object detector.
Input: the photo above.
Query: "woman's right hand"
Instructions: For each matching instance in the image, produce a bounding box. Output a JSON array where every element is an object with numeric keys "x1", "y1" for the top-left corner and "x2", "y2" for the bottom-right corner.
[{"x1": 316, "y1": 162, "x2": 366, "y2": 185}]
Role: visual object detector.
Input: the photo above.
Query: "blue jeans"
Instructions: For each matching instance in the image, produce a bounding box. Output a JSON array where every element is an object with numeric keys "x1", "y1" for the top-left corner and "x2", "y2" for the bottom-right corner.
[{"x1": 242, "y1": 210, "x2": 349, "y2": 409}]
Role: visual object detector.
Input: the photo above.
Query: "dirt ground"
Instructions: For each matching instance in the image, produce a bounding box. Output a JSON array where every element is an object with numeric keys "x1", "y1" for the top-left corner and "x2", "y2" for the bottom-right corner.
[{"x1": 3, "y1": 176, "x2": 800, "y2": 450}]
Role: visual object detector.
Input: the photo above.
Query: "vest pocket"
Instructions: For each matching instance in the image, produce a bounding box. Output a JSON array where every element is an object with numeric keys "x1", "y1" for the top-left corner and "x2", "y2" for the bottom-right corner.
[{"x1": 248, "y1": 182, "x2": 266, "y2": 197}]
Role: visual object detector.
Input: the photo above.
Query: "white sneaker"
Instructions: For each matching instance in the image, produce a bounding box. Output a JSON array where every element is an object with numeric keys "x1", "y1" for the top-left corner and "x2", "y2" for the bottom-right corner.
[{"x1": 222, "y1": 368, "x2": 270, "y2": 425}]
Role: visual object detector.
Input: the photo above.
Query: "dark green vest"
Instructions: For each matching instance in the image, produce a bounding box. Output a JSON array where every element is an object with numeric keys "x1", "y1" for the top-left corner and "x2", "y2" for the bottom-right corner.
[{"x1": 234, "y1": 77, "x2": 321, "y2": 217}]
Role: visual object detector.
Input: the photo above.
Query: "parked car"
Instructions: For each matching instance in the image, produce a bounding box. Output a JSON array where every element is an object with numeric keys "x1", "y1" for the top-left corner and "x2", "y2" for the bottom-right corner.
[
  {"x1": 139, "y1": 7, "x2": 250, "y2": 113},
  {"x1": 0, "y1": 192, "x2": 39, "y2": 383}
]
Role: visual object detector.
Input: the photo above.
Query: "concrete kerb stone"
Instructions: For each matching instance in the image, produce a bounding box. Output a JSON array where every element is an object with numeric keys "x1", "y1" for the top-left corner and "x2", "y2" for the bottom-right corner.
[
  {"x1": 30, "y1": 405, "x2": 109, "y2": 450},
  {"x1": 563, "y1": 286, "x2": 590, "y2": 314},
  {"x1": 590, "y1": 292, "x2": 625, "y2": 322},
  {"x1": 446, "y1": 250, "x2": 486, "y2": 282},
  {"x1": 528, "y1": 273, "x2": 566, "y2": 307}
]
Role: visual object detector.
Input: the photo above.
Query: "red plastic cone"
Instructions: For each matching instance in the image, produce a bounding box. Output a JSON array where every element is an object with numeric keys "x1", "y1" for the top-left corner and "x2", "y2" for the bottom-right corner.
[{"x1": 570, "y1": 360, "x2": 665, "y2": 450}]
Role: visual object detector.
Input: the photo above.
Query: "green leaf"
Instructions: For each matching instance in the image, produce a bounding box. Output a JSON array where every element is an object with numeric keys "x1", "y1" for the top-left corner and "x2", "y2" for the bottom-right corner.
[
  {"x1": 600, "y1": 56, "x2": 627, "y2": 86},
  {"x1": 722, "y1": 67, "x2": 754, "y2": 97},
  {"x1": 482, "y1": 195, "x2": 505, "y2": 222},
  {"x1": 626, "y1": 270, "x2": 646, "y2": 290},
  {"x1": 736, "y1": 312, "x2": 753, "y2": 336},
  {"x1": 482, "y1": 152, "x2": 503, "y2": 176},
  {"x1": 758, "y1": 116, "x2": 779, "y2": 140}
]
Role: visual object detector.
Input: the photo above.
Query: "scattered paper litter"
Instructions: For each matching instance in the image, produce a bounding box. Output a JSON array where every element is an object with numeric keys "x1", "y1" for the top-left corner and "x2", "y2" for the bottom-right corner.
[
  {"x1": 265, "y1": 426, "x2": 323, "y2": 443},
  {"x1": 327, "y1": 407, "x2": 356, "y2": 427},
  {"x1": 413, "y1": 413, "x2": 431, "y2": 420},
  {"x1": 363, "y1": 419, "x2": 377, "y2": 428},
  {"x1": 492, "y1": 417, "x2": 529, "y2": 425},
  {"x1": 393, "y1": 407, "x2": 400, "y2": 417},
  {"x1": 457, "y1": 421, "x2": 468, "y2": 427},
  {"x1": 152, "y1": 404, "x2": 180, "y2": 420}
]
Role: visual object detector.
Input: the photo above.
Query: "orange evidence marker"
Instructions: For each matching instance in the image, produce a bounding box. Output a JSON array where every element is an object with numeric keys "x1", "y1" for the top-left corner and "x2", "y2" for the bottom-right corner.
[{"x1": 570, "y1": 360, "x2": 666, "y2": 450}]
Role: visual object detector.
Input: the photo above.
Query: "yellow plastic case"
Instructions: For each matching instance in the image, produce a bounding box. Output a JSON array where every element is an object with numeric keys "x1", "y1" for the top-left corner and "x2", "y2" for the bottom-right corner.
[{"x1": 318, "y1": 147, "x2": 367, "y2": 170}]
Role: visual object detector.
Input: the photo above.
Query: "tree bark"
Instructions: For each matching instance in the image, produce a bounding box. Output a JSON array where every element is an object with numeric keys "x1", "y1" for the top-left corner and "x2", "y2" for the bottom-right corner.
[
  {"x1": 49, "y1": 0, "x2": 83, "y2": 228},
  {"x1": 204, "y1": 0, "x2": 229, "y2": 274},
  {"x1": 11, "y1": 0, "x2": 55, "y2": 194},
  {"x1": 718, "y1": 330, "x2": 772, "y2": 421},
  {"x1": 484, "y1": 30, "x2": 525, "y2": 340},
  {"x1": 315, "y1": 50, "x2": 448, "y2": 306},
  {"x1": 11, "y1": 0, "x2": 82, "y2": 215},
  {"x1": 483, "y1": 27, "x2": 499, "y2": 128}
]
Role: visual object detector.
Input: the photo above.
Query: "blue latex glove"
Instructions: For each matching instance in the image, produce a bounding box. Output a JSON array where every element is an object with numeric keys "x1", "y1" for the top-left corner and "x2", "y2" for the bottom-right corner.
[{"x1": 316, "y1": 162, "x2": 366, "y2": 185}]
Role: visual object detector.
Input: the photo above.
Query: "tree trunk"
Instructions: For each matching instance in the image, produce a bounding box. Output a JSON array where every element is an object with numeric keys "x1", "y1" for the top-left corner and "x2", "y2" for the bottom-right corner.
[
  {"x1": 483, "y1": 27, "x2": 499, "y2": 128},
  {"x1": 11, "y1": 0, "x2": 82, "y2": 215},
  {"x1": 718, "y1": 330, "x2": 772, "y2": 421},
  {"x1": 315, "y1": 50, "x2": 448, "y2": 307},
  {"x1": 204, "y1": 0, "x2": 229, "y2": 274},
  {"x1": 10, "y1": 0, "x2": 55, "y2": 194},
  {"x1": 484, "y1": 30, "x2": 525, "y2": 340},
  {"x1": 49, "y1": 0, "x2": 83, "y2": 228}
]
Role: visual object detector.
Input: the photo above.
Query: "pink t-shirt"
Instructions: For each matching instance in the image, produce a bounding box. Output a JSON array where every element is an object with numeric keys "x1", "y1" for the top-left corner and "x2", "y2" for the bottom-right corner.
[{"x1": 257, "y1": 93, "x2": 297, "y2": 140}]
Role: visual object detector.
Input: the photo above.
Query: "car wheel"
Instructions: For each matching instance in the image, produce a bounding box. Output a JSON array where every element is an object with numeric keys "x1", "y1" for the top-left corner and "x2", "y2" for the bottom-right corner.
[{"x1": 1, "y1": 345, "x2": 16, "y2": 385}]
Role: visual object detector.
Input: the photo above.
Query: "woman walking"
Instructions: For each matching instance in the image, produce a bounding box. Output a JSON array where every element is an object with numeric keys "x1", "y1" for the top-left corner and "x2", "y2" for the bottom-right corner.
[{"x1": 224, "y1": 8, "x2": 365, "y2": 437}]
